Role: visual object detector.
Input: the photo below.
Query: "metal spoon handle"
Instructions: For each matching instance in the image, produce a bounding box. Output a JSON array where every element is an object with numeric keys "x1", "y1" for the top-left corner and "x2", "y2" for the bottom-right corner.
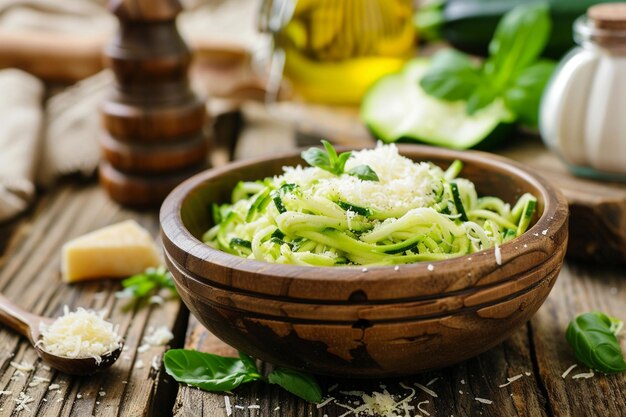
[{"x1": 0, "y1": 292, "x2": 38, "y2": 341}]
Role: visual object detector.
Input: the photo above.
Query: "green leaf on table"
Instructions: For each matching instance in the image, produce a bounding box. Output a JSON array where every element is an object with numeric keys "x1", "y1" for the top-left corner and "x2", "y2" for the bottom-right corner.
[
  {"x1": 420, "y1": 49, "x2": 483, "y2": 101},
  {"x1": 238, "y1": 351, "x2": 259, "y2": 374},
  {"x1": 485, "y1": 2, "x2": 552, "y2": 90},
  {"x1": 116, "y1": 266, "x2": 177, "y2": 308},
  {"x1": 163, "y1": 350, "x2": 263, "y2": 392},
  {"x1": 503, "y1": 60, "x2": 556, "y2": 126},
  {"x1": 348, "y1": 165, "x2": 379, "y2": 182},
  {"x1": 566, "y1": 312, "x2": 626, "y2": 373},
  {"x1": 268, "y1": 367, "x2": 323, "y2": 403},
  {"x1": 164, "y1": 349, "x2": 322, "y2": 402}
]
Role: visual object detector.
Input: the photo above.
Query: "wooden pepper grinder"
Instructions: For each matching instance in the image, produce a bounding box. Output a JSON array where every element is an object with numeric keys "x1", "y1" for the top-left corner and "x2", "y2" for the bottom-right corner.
[{"x1": 99, "y1": 0, "x2": 211, "y2": 207}]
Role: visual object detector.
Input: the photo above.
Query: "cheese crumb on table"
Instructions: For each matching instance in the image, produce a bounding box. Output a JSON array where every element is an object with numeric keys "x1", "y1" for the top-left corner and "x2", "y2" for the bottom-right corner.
[
  {"x1": 475, "y1": 397, "x2": 493, "y2": 404},
  {"x1": 561, "y1": 364, "x2": 578, "y2": 378},
  {"x1": 414, "y1": 382, "x2": 438, "y2": 398},
  {"x1": 143, "y1": 326, "x2": 174, "y2": 346},
  {"x1": 10, "y1": 361, "x2": 34, "y2": 373},
  {"x1": 61, "y1": 220, "x2": 161, "y2": 283},
  {"x1": 38, "y1": 306, "x2": 121, "y2": 363},
  {"x1": 14, "y1": 392, "x2": 33, "y2": 412}
]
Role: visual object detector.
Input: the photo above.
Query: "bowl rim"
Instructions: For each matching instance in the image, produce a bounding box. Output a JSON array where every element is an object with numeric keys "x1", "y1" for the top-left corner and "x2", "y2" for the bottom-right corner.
[{"x1": 160, "y1": 144, "x2": 569, "y2": 300}]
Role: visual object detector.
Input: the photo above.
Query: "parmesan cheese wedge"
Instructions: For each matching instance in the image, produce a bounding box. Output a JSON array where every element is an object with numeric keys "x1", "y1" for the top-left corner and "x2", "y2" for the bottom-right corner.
[{"x1": 61, "y1": 220, "x2": 161, "y2": 282}]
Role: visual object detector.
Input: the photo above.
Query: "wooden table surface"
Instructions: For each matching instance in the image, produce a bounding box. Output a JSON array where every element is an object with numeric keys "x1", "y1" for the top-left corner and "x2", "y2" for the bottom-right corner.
[{"x1": 1, "y1": 108, "x2": 625, "y2": 417}]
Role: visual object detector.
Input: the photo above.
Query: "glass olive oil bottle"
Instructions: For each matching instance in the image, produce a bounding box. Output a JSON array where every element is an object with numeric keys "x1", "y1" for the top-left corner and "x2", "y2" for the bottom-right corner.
[{"x1": 260, "y1": 0, "x2": 415, "y2": 105}]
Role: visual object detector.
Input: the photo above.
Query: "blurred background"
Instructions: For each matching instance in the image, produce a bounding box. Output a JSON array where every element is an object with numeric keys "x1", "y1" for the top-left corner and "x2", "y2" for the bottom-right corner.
[{"x1": 0, "y1": 0, "x2": 625, "y2": 264}]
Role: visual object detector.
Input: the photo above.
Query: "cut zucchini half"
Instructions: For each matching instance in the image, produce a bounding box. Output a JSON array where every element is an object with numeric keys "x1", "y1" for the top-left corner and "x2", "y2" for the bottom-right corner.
[{"x1": 361, "y1": 59, "x2": 514, "y2": 150}]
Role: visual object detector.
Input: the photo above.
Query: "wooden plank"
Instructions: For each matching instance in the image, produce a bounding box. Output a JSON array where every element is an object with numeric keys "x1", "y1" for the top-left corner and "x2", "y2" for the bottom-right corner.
[
  {"x1": 0, "y1": 183, "x2": 184, "y2": 416},
  {"x1": 174, "y1": 317, "x2": 549, "y2": 417},
  {"x1": 530, "y1": 262, "x2": 626, "y2": 417}
]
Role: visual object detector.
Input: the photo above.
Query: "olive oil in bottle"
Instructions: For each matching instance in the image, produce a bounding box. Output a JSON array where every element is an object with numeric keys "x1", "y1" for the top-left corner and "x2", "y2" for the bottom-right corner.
[{"x1": 260, "y1": 0, "x2": 415, "y2": 105}]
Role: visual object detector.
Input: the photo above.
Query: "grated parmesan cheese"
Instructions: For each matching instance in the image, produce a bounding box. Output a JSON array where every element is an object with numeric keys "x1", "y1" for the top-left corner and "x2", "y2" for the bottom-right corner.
[
  {"x1": 14, "y1": 392, "x2": 33, "y2": 412},
  {"x1": 475, "y1": 397, "x2": 493, "y2": 404},
  {"x1": 38, "y1": 306, "x2": 121, "y2": 363},
  {"x1": 48, "y1": 384, "x2": 60, "y2": 391},
  {"x1": 572, "y1": 370, "x2": 595, "y2": 379},
  {"x1": 494, "y1": 243, "x2": 502, "y2": 265},
  {"x1": 281, "y1": 143, "x2": 445, "y2": 217},
  {"x1": 143, "y1": 326, "x2": 174, "y2": 346},
  {"x1": 561, "y1": 364, "x2": 578, "y2": 378},
  {"x1": 224, "y1": 396, "x2": 232, "y2": 416},
  {"x1": 414, "y1": 382, "x2": 438, "y2": 398},
  {"x1": 417, "y1": 400, "x2": 430, "y2": 416},
  {"x1": 28, "y1": 376, "x2": 50, "y2": 387},
  {"x1": 498, "y1": 374, "x2": 523, "y2": 388},
  {"x1": 317, "y1": 397, "x2": 335, "y2": 408},
  {"x1": 10, "y1": 361, "x2": 34, "y2": 373}
]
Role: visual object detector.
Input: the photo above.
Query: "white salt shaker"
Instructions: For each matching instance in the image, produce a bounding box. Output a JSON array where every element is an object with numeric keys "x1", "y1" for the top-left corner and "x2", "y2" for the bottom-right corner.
[{"x1": 540, "y1": 3, "x2": 626, "y2": 181}]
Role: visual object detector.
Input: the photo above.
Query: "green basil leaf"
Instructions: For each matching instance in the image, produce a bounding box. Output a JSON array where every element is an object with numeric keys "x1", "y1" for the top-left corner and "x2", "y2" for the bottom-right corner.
[
  {"x1": 486, "y1": 3, "x2": 551, "y2": 90},
  {"x1": 322, "y1": 140, "x2": 338, "y2": 162},
  {"x1": 336, "y1": 151, "x2": 352, "y2": 174},
  {"x1": 348, "y1": 165, "x2": 379, "y2": 182},
  {"x1": 268, "y1": 367, "x2": 323, "y2": 403},
  {"x1": 466, "y1": 85, "x2": 498, "y2": 115},
  {"x1": 566, "y1": 312, "x2": 626, "y2": 373},
  {"x1": 419, "y1": 49, "x2": 483, "y2": 101},
  {"x1": 503, "y1": 60, "x2": 556, "y2": 127},
  {"x1": 302, "y1": 141, "x2": 350, "y2": 176},
  {"x1": 239, "y1": 352, "x2": 259, "y2": 374},
  {"x1": 164, "y1": 349, "x2": 262, "y2": 391},
  {"x1": 301, "y1": 147, "x2": 331, "y2": 171},
  {"x1": 609, "y1": 316, "x2": 624, "y2": 335}
]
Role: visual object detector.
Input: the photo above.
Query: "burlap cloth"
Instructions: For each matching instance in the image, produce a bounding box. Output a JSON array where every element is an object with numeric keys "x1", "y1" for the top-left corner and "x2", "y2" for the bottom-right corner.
[{"x1": 0, "y1": 0, "x2": 262, "y2": 222}]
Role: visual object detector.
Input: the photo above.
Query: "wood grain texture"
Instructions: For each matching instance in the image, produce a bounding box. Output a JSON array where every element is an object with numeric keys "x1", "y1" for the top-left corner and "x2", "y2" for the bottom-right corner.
[
  {"x1": 174, "y1": 318, "x2": 550, "y2": 417},
  {"x1": 530, "y1": 262, "x2": 626, "y2": 417},
  {"x1": 0, "y1": 185, "x2": 183, "y2": 416},
  {"x1": 100, "y1": 0, "x2": 210, "y2": 207}
]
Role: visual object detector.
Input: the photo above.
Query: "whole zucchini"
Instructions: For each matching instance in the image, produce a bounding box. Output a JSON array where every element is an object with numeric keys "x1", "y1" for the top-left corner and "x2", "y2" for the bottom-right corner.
[{"x1": 421, "y1": 0, "x2": 622, "y2": 58}]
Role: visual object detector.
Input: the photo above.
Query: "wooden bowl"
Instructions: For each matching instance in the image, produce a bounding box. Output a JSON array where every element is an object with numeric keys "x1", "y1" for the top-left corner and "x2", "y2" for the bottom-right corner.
[{"x1": 160, "y1": 145, "x2": 569, "y2": 377}]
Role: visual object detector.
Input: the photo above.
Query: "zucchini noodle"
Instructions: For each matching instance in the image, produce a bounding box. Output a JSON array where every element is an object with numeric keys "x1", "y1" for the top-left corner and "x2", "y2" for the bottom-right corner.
[{"x1": 203, "y1": 143, "x2": 537, "y2": 266}]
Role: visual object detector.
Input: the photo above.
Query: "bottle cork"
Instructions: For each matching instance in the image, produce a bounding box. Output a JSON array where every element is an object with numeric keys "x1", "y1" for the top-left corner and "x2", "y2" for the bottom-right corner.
[{"x1": 588, "y1": 3, "x2": 626, "y2": 30}]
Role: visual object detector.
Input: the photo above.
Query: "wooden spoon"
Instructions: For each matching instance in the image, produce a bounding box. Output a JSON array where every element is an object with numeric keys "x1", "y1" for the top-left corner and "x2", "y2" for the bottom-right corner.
[{"x1": 0, "y1": 293, "x2": 123, "y2": 375}]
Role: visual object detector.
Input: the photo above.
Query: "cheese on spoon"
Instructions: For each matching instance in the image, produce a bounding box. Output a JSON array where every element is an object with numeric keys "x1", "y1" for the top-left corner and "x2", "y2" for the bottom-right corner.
[{"x1": 38, "y1": 306, "x2": 121, "y2": 363}]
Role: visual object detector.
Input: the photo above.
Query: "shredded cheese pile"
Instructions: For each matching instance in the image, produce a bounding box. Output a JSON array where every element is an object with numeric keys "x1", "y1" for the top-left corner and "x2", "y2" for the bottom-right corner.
[
  {"x1": 281, "y1": 143, "x2": 442, "y2": 217},
  {"x1": 39, "y1": 306, "x2": 121, "y2": 363}
]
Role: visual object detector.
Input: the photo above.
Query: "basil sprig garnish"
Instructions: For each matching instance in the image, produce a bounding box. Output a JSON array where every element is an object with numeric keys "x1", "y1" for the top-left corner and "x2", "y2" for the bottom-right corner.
[
  {"x1": 566, "y1": 312, "x2": 626, "y2": 373},
  {"x1": 301, "y1": 140, "x2": 379, "y2": 181},
  {"x1": 164, "y1": 349, "x2": 322, "y2": 403},
  {"x1": 419, "y1": 3, "x2": 556, "y2": 127},
  {"x1": 115, "y1": 266, "x2": 177, "y2": 308}
]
